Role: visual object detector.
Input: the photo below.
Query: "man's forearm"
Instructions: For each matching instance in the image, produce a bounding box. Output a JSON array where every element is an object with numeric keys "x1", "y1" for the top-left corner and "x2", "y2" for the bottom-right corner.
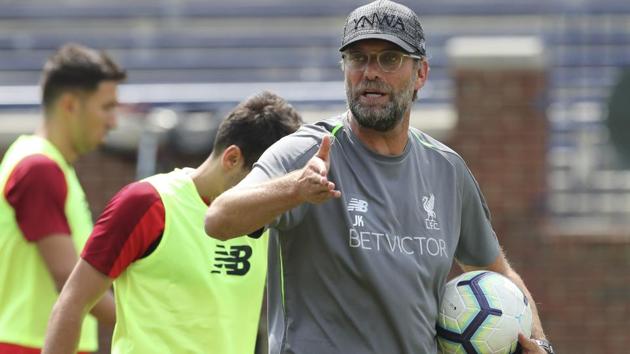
[
  {"x1": 42, "y1": 299, "x2": 85, "y2": 354},
  {"x1": 44, "y1": 260, "x2": 115, "y2": 354},
  {"x1": 461, "y1": 253, "x2": 547, "y2": 340},
  {"x1": 89, "y1": 290, "x2": 116, "y2": 327},
  {"x1": 206, "y1": 140, "x2": 341, "y2": 240},
  {"x1": 205, "y1": 171, "x2": 303, "y2": 240},
  {"x1": 502, "y1": 267, "x2": 546, "y2": 340}
]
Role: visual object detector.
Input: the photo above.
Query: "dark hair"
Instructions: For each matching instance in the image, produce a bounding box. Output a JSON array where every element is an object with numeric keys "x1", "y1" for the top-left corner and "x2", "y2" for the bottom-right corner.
[
  {"x1": 213, "y1": 91, "x2": 303, "y2": 168},
  {"x1": 41, "y1": 43, "x2": 126, "y2": 110}
]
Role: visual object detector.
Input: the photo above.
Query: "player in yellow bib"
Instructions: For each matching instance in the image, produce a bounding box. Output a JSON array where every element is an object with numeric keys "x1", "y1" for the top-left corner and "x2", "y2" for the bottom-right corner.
[
  {"x1": 42, "y1": 91, "x2": 303, "y2": 354},
  {"x1": 0, "y1": 43, "x2": 125, "y2": 354}
]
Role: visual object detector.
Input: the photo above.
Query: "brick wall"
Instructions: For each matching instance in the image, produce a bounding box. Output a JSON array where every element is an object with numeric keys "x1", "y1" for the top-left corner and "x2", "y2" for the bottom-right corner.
[
  {"x1": 446, "y1": 46, "x2": 630, "y2": 353},
  {"x1": 74, "y1": 149, "x2": 137, "y2": 215},
  {"x1": 74, "y1": 147, "x2": 205, "y2": 215}
]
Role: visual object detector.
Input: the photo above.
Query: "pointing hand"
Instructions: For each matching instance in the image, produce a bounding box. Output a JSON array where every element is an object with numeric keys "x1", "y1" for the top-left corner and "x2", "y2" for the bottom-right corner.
[{"x1": 296, "y1": 135, "x2": 341, "y2": 204}]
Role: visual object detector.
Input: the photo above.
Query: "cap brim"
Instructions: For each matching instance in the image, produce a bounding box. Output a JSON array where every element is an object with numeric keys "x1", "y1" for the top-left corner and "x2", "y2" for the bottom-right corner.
[{"x1": 339, "y1": 33, "x2": 416, "y2": 54}]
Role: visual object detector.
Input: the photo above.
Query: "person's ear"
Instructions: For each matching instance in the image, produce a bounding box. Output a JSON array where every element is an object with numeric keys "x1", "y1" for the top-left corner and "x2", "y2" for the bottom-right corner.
[
  {"x1": 57, "y1": 92, "x2": 80, "y2": 117},
  {"x1": 221, "y1": 145, "x2": 244, "y2": 170},
  {"x1": 414, "y1": 59, "x2": 430, "y2": 91}
]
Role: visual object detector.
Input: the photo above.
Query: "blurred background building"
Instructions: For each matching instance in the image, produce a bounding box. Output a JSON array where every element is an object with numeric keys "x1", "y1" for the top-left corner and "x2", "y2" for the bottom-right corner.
[{"x1": 0, "y1": 0, "x2": 629, "y2": 353}]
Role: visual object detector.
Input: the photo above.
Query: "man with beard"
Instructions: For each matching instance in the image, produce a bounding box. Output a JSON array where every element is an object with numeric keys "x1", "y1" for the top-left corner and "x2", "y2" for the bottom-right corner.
[{"x1": 204, "y1": 1, "x2": 552, "y2": 353}]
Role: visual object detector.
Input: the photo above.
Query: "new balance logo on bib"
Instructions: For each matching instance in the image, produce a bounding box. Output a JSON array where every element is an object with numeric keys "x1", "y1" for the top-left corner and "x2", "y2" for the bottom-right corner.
[{"x1": 212, "y1": 244, "x2": 252, "y2": 276}]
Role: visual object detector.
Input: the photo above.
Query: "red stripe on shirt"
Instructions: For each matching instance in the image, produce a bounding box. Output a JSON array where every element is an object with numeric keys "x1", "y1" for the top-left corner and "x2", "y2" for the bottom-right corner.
[
  {"x1": 0, "y1": 342, "x2": 89, "y2": 354},
  {"x1": 3, "y1": 154, "x2": 70, "y2": 241},
  {"x1": 81, "y1": 181, "x2": 165, "y2": 278}
]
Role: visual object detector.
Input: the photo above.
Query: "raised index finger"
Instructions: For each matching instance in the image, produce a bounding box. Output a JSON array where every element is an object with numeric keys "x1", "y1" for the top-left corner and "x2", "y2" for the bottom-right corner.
[{"x1": 316, "y1": 135, "x2": 333, "y2": 162}]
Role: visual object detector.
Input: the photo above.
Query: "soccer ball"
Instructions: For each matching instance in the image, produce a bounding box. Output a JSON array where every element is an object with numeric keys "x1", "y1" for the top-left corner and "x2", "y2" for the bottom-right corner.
[{"x1": 436, "y1": 271, "x2": 533, "y2": 354}]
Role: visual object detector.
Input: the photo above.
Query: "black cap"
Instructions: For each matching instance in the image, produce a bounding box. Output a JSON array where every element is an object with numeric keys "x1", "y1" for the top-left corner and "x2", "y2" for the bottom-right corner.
[{"x1": 339, "y1": 0, "x2": 426, "y2": 56}]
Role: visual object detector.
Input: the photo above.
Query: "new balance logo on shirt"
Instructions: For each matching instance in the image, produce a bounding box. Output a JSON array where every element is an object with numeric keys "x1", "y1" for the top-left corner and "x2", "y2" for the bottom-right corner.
[
  {"x1": 347, "y1": 198, "x2": 368, "y2": 212},
  {"x1": 211, "y1": 244, "x2": 252, "y2": 276}
]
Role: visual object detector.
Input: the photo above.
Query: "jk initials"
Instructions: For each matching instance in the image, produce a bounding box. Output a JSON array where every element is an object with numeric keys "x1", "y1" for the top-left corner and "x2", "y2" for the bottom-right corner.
[{"x1": 352, "y1": 215, "x2": 364, "y2": 227}]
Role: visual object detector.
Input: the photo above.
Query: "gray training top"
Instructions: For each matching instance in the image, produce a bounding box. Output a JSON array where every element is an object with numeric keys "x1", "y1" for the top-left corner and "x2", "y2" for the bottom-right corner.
[{"x1": 241, "y1": 114, "x2": 500, "y2": 354}]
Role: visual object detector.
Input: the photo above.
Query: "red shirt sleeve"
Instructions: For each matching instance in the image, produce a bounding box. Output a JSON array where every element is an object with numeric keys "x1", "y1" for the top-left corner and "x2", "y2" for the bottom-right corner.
[
  {"x1": 81, "y1": 181, "x2": 165, "y2": 278},
  {"x1": 4, "y1": 154, "x2": 71, "y2": 242}
]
